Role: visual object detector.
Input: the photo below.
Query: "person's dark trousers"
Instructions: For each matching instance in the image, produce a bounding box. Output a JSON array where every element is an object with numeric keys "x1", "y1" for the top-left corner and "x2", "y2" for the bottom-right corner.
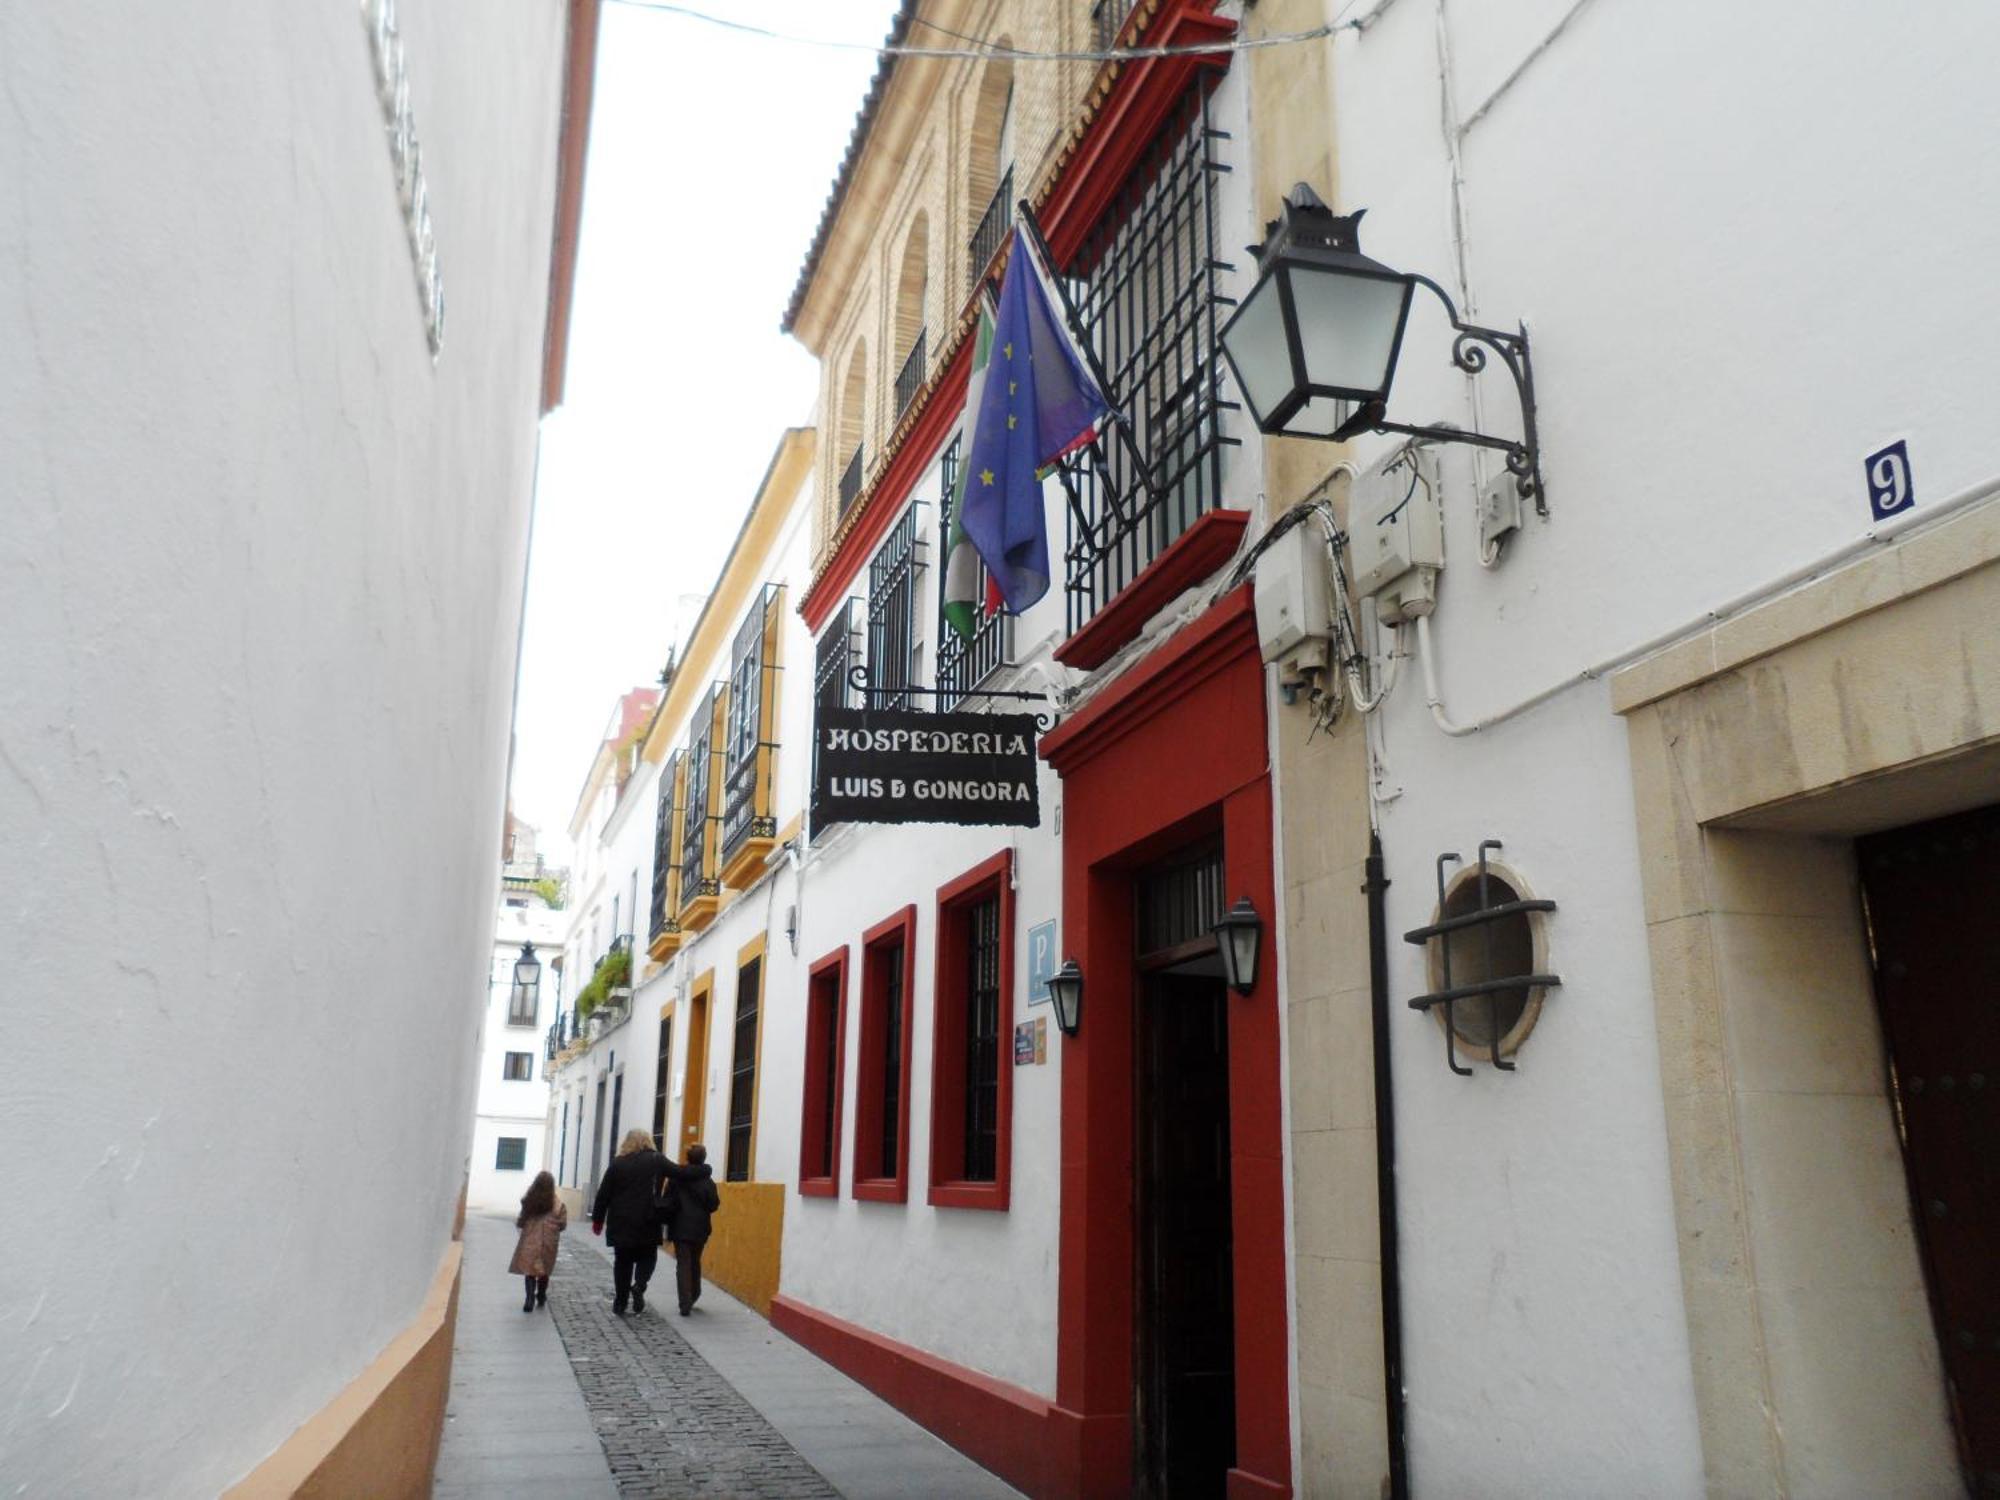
[
  {"x1": 612, "y1": 1245, "x2": 658, "y2": 1310},
  {"x1": 674, "y1": 1238, "x2": 705, "y2": 1313}
]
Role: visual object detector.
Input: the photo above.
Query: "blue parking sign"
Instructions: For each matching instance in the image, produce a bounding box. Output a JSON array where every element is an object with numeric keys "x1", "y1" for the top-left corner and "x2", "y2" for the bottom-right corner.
[{"x1": 1026, "y1": 919, "x2": 1058, "y2": 1006}]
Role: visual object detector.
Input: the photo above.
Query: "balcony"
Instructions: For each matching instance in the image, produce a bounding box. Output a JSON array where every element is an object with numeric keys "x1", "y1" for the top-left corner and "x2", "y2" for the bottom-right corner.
[
  {"x1": 676, "y1": 686, "x2": 727, "y2": 935},
  {"x1": 838, "y1": 443, "x2": 865, "y2": 518},
  {"x1": 893, "y1": 329, "x2": 927, "y2": 421},
  {"x1": 968, "y1": 167, "x2": 1013, "y2": 293},
  {"x1": 648, "y1": 750, "x2": 685, "y2": 961}
]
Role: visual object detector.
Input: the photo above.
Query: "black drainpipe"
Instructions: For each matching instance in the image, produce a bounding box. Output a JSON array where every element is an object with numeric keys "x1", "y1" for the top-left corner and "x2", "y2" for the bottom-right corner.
[{"x1": 1365, "y1": 830, "x2": 1410, "y2": 1500}]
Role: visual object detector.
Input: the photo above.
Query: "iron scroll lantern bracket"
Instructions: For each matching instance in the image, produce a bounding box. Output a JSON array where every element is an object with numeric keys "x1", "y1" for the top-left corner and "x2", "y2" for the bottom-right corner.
[
  {"x1": 844, "y1": 662, "x2": 1059, "y2": 732},
  {"x1": 1401, "y1": 839, "x2": 1561, "y2": 1076},
  {"x1": 1217, "y1": 185, "x2": 1548, "y2": 516},
  {"x1": 1340, "y1": 275, "x2": 1547, "y2": 518}
]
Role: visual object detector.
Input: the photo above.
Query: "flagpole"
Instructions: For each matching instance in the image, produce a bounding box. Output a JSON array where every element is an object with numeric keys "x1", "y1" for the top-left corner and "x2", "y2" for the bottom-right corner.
[{"x1": 1012, "y1": 203, "x2": 1164, "y2": 515}]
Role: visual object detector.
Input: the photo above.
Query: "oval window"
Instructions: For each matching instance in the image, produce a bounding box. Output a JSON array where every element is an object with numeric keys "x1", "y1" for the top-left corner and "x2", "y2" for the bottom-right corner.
[{"x1": 1424, "y1": 862, "x2": 1551, "y2": 1062}]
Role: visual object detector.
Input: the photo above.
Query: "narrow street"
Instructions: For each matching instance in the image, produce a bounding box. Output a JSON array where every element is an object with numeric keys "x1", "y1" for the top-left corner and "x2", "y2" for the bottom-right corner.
[{"x1": 437, "y1": 1215, "x2": 1022, "y2": 1499}]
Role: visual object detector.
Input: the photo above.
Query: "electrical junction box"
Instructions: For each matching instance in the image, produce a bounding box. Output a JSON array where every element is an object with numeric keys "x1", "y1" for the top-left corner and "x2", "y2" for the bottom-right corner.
[
  {"x1": 1352, "y1": 448, "x2": 1444, "y2": 623},
  {"x1": 1253, "y1": 516, "x2": 1332, "y2": 680}
]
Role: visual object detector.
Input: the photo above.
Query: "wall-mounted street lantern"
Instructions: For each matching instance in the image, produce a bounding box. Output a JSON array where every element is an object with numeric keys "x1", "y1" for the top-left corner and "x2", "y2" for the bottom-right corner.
[
  {"x1": 1047, "y1": 958, "x2": 1085, "y2": 1037},
  {"x1": 513, "y1": 942, "x2": 542, "y2": 1003},
  {"x1": 1218, "y1": 184, "x2": 1546, "y2": 513},
  {"x1": 1212, "y1": 898, "x2": 1264, "y2": 997}
]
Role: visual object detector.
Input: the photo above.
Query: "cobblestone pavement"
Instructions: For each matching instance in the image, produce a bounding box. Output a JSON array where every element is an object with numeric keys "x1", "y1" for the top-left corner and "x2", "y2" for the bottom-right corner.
[{"x1": 546, "y1": 1235, "x2": 839, "y2": 1499}]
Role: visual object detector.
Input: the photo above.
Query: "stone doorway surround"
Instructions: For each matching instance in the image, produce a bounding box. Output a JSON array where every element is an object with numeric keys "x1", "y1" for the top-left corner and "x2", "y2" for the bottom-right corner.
[{"x1": 1612, "y1": 499, "x2": 2000, "y2": 1497}]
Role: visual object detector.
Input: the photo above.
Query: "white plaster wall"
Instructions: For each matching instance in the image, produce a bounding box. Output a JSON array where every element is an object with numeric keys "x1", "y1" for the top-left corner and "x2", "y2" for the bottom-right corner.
[
  {"x1": 1281, "y1": 1, "x2": 2000, "y2": 1491},
  {"x1": 0, "y1": 2, "x2": 569, "y2": 1492}
]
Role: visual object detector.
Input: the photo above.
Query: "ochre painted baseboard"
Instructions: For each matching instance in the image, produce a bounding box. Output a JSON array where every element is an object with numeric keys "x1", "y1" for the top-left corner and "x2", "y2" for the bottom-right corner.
[
  {"x1": 770, "y1": 1293, "x2": 1054, "y2": 1496},
  {"x1": 224, "y1": 1240, "x2": 462, "y2": 1499}
]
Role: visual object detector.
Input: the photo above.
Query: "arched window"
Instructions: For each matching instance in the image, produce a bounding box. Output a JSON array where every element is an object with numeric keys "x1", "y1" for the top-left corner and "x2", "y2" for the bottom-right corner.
[
  {"x1": 836, "y1": 342, "x2": 868, "y2": 518},
  {"x1": 966, "y1": 52, "x2": 1015, "y2": 290},
  {"x1": 892, "y1": 212, "x2": 929, "y2": 418}
]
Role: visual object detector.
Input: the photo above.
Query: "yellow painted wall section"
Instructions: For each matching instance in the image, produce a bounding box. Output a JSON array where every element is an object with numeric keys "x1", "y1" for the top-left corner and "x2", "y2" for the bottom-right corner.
[{"x1": 688, "y1": 1180, "x2": 785, "y2": 1317}]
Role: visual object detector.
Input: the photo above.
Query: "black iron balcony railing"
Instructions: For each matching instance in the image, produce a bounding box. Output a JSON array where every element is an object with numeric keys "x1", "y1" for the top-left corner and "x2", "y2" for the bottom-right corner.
[
  {"x1": 894, "y1": 329, "x2": 927, "y2": 420},
  {"x1": 935, "y1": 439, "x2": 1012, "y2": 709},
  {"x1": 968, "y1": 167, "x2": 1013, "y2": 291},
  {"x1": 721, "y1": 585, "x2": 781, "y2": 867},
  {"x1": 838, "y1": 442, "x2": 865, "y2": 517}
]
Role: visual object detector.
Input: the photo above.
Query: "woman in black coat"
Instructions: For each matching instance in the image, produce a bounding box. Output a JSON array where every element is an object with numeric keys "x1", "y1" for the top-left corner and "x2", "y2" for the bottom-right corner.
[{"x1": 590, "y1": 1129, "x2": 669, "y2": 1313}]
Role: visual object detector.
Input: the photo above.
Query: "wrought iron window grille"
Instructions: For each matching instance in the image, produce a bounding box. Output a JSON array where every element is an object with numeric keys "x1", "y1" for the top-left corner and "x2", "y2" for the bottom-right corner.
[
  {"x1": 678, "y1": 685, "x2": 723, "y2": 906},
  {"x1": 649, "y1": 749, "x2": 682, "y2": 940},
  {"x1": 814, "y1": 597, "x2": 863, "y2": 711},
  {"x1": 1091, "y1": 0, "x2": 1136, "y2": 55},
  {"x1": 963, "y1": 893, "x2": 1003, "y2": 1182},
  {"x1": 722, "y1": 584, "x2": 784, "y2": 863},
  {"x1": 894, "y1": 328, "x2": 928, "y2": 420},
  {"x1": 1026, "y1": 82, "x2": 1240, "y2": 637},
  {"x1": 1402, "y1": 840, "x2": 1560, "y2": 1075},
  {"x1": 865, "y1": 504, "x2": 930, "y2": 712},
  {"x1": 969, "y1": 165, "x2": 1014, "y2": 294},
  {"x1": 935, "y1": 437, "x2": 1016, "y2": 710},
  {"x1": 838, "y1": 442, "x2": 865, "y2": 518}
]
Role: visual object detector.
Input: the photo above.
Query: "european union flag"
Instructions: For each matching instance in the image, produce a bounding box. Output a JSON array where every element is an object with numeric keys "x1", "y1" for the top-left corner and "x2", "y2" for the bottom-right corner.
[{"x1": 960, "y1": 233, "x2": 1108, "y2": 616}]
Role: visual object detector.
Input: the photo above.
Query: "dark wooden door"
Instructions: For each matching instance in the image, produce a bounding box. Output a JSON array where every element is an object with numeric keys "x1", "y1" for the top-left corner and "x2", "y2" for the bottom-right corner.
[
  {"x1": 1135, "y1": 969, "x2": 1235, "y2": 1499},
  {"x1": 1859, "y1": 803, "x2": 2000, "y2": 1492}
]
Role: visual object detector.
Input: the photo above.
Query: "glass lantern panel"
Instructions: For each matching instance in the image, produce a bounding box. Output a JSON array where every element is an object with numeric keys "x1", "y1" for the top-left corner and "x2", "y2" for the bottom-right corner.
[
  {"x1": 1218, "y1": 271, "x2": 1296, "y2": 427},
  {"x1": 1281, "y1": 393, "x2": 1352, "y2": 439},
  {"x1": 1289, "y1": 264, "x2": 1409, "y2": 399}
]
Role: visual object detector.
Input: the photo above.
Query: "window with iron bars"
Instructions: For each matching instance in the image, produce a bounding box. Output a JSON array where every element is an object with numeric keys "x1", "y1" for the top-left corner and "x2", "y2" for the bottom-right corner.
[
  {"x1": 935, "y1": 438, "x2": 1012, "y2": 709},
  {"x1": 866, "y1": 504, "x2": 928, "y2": 711},
  {"x1": 678, "y1": 687, "x2": 720, "y2": 909},
  {"x1": 969, "y1": 166, "x2": 1014, "y2": 294},
  {"x1": 721, "y1": 585, "x2": 782, "y2": 865},
  {"x1": 838, "y1": 442, "x2": 865, "y2": 518},
  {"x1": 1051, "y1": 81, "x2": 1237, "y2": 636},
  {"x1": 814, "y1": 596, "x2": 862, "y2": 712},
  {"x1": 894, "y1": 328, "x2": 927, "y2": 420},
  {"x1": 1091, "y1": 0, "x2": 1135, "y2": 55},
  {"x1": 649, "y1": 750, "x2": 682, "y2": 940}
]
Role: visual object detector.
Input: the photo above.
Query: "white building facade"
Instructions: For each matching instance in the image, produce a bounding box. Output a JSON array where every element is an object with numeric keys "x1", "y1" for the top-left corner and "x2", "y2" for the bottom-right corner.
[
  {"x1": 467, "y1": 888, "x2": 567, "y2": 1213},
  {"x1": 0, "y1": 1, "x2": 599, "y2": 1493}
]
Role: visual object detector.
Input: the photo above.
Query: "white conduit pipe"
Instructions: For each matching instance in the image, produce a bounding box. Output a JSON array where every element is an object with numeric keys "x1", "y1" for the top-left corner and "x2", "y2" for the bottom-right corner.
[{"x1": 1413, "y1": 471, "x2": 2000, "y2": 738}]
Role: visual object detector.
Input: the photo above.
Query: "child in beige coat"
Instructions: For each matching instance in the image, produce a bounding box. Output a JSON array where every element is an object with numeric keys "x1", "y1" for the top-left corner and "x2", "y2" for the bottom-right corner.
[{"x1": 508, "y1": 1171, "x2": 567, "y2": 1312}]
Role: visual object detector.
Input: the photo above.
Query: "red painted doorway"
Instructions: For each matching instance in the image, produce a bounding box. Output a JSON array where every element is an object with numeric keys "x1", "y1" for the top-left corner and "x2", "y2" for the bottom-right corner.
[{"x1": 1040, "y1": 589, "x2": 1290, "y2": 1500}]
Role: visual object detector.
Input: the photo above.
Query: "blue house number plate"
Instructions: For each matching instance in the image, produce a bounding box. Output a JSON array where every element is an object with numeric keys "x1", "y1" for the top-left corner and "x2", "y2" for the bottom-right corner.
[{"x1": 1864, "y1": 439, "x2": 1915, "y2": 522}]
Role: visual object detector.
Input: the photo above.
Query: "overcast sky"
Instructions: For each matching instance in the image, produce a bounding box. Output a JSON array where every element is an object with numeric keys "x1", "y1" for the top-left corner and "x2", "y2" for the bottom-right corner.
[{"x1": 512, "y1": 1, "x2": 897, "y2": 864}]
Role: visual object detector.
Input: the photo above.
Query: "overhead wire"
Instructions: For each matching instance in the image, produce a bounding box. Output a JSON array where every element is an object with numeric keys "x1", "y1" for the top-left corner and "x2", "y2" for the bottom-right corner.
[{"x1": 604, "y1": 0, "x2": 1352, "y2": 62}]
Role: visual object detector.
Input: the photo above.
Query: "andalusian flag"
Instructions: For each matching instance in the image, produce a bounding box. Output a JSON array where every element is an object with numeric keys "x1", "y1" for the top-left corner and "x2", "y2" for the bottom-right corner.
[
  {"x1": 952, "y1": 228, "x2": 1109, "y2": 632},
  {"x1": 941, "y1": 288, "x2": 1000, "y2": 641}
]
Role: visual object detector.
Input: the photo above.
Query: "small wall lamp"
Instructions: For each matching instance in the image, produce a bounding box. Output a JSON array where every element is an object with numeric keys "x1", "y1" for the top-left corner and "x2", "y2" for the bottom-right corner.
[
  {"x1": 1047, "y1": 958, "x2": 1084, "y2": 1037},
  {"x1": 1218, "y1": 184, "x2": 1546, "y2": 514},
  {"x1": 1212, "y1": 898, "x2": 1264, "y2": 997}
]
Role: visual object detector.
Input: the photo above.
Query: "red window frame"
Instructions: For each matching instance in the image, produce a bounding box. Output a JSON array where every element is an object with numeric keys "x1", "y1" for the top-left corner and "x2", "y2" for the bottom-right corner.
[
  {"x1": 797, "y1": 946, "x2": 848, "y2": 1198},
  {"x1": 928, "y1": 849, "x2": 1014, "y2": 1210},
  {"x1": 851, "y1": 905, "x2": 917, "y2": 1203}
]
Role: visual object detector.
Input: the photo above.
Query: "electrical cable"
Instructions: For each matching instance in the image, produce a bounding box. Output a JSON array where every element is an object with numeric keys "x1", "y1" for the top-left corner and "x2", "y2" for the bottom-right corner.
[{"x1": 604, "y1": 0, "x2": 1353, "y2": 63}]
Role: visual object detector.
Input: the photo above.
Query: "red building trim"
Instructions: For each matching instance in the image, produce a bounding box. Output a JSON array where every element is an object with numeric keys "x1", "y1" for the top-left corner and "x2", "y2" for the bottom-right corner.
[
  {"x1": 852, "y1": 905, "x2": 919, "y2": 1204},
  {"x1": 1040, "y1": 586, "x2": 1292, "y2": 1500},
  {"x1": 1052, "y1": 509, "x2": 1250, "y2": 671},
  {"x1": 771, "y1": 1293, "x2": 1054, "y2": 1496},
  {"x1": 801, "y1": 346, "x2": 971, "y2": 634},
  {"x1": 798, "y1": 946, "x2": 849, "y2": 1198},
  {"x1": 927, "y1": 849, "x2": 1016, "y2": 1211},
  {"x1": 1036, "y1": 0, "x2": 1237, "y2": 269}
]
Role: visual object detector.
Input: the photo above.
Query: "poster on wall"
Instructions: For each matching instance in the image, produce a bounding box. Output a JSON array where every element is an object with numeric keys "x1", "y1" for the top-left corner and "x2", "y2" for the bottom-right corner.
[{"x1": 811, "y1": 706, "x2": 1041, "y2": 829}]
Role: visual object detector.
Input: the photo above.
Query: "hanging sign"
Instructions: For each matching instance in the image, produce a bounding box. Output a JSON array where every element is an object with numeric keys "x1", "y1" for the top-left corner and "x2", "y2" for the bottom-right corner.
[{"x1": 812, "y1": 707, "x2": 1041, "y2": 828}]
